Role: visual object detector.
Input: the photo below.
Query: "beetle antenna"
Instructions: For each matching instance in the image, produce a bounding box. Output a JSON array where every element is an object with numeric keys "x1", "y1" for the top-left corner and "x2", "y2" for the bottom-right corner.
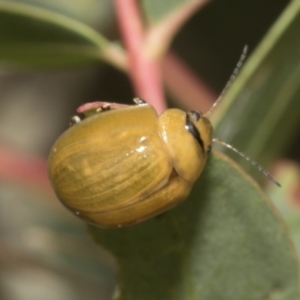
[
  {"x1": 212, "y1": 138, "x2": 281, "y2": 187},
  {"x1": 204, "y1": 45, "x2": 248, "y2": 117}
]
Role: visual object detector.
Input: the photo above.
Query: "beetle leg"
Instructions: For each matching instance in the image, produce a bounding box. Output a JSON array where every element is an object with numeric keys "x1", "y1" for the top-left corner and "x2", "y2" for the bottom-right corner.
[
  {"x1": 96, "y1": 103, "x2": 111, "y2": 113},
  {"x1": 69, "y1": 115, "x2": 81, "y2": 127},
  {"x1": 133, "y1": 97, "x2": 147, "y2": 105}
]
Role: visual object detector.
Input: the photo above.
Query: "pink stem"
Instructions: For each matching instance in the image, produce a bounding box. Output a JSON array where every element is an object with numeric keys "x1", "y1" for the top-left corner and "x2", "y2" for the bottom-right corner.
[{"x1": 114, "y1": 0, "x2": 166, "y2": 113}]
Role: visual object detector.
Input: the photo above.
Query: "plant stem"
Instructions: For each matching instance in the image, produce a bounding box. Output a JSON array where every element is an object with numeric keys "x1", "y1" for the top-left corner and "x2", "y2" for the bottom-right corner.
[{"x1": 114, "y1": 0, "x2": 166, "y2": 113}]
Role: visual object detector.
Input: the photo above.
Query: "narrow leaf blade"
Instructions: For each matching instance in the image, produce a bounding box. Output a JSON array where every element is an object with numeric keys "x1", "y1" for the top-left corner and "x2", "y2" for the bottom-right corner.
[{"x1": 212, "y1": 0, "x2": 300, "y2": 181}]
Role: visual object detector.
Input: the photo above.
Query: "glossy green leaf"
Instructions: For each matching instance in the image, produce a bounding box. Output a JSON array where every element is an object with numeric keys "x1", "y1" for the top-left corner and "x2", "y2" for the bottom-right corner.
[
  {"x1": 0, "y1": 2, "x2": 108, "y2": 67},
  {"x1": 89, "y1": 152, "x2": 300, "y2": 300},
  {"x1": 211, "y1": 0, "x2": 300, "y2": 181}
]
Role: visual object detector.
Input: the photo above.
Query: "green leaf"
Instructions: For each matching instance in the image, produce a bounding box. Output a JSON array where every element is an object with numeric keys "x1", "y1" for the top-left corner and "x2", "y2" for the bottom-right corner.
[
  {"x1": 141, "y1": 0, "x2": 203, "y2": 23},
  {"x1": 89, "y1": 152, "x2": 300, "y2": 300},
  {"x1": 0, "y1": 2, "x2": 108, "y2": 67},
  {"x1": 211, "y1": 0, "x2": 300, "y2": 181},
  {"x1": 266, "y1": 162, "x2": 300, "y2": 258}
]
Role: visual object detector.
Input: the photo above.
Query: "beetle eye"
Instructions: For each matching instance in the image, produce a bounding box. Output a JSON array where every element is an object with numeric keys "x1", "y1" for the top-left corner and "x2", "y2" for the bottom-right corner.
[
  {"x1": 185, "y1": 115, "x2": 204, "y2": 151},
  {"x1": 189, "y1": 110, "x2": 201, "y2": 121}
]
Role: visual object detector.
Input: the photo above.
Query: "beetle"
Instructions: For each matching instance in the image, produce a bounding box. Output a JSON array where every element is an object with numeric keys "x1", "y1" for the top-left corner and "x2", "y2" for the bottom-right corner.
[
  {"x1": 48, "y1": 46, "x2": 279, "y2": 228},
  {"x1": 48, "y1": 98, "x2": 213, "y2": 228}
]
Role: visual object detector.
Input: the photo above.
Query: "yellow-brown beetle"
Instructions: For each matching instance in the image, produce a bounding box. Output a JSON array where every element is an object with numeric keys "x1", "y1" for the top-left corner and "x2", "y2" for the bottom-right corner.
[
  {"x1": 48, "y1": 47, "x2": 280, "y2": 228},
  {"x1": 48, "y1": 98, "x2": 213, "y2": 228}
]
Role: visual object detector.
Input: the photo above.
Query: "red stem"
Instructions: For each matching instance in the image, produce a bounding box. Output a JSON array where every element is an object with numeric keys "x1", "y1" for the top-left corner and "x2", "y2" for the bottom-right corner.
[{"x1": 114, "y1": 0, "x2": 166, "y2": 113}]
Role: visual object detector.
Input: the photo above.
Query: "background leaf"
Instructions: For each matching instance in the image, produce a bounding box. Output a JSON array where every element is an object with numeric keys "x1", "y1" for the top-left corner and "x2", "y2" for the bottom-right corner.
[
  {"x1": 0, "y1": 2, "x2": 108, "y2": 67},
  {"x1": 266, "y1": 161, "x2": 300, "y2": 256},
  {"x1": 90, "y1": 152, "x2": 300, "y2": 300},
  {"x1": 5, "y1": 0, "x2": 113, "y2": 28},
  {"x1": 141, "y1": 0, "x2": 205, "y2": 23},
  {"x1": 211, "y1": 0, "x2": 300, "y2": 182}
]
